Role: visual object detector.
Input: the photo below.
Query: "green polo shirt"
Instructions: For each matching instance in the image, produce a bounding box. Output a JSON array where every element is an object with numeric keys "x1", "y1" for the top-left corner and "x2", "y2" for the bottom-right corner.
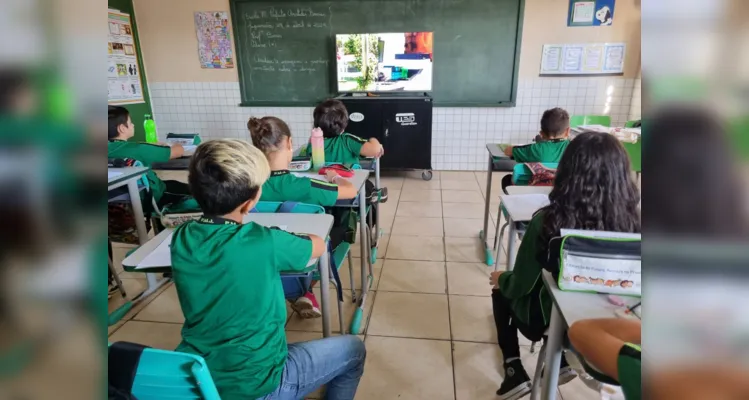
[
  {"x1": 171, "y1": 217, "x2": 313, "y2": 399},
  {"x1": 302, "y1": 133, "x2": 367, "y2": 165},
  {"x1": 618, "y1": 343, "x2": 642, "y2": 400},
  {"x1": 260, "y1": 170, "x2": 338, "y2": 206},
  {"x1": 107, "y1": 140, "x2": 170, "y2": 201},
  {"x1": 512, "y1": 139, "x2": 569, "y2": 163},
  {"x1": 497, "y1": 212, "x2": 553, "y2": 325}
]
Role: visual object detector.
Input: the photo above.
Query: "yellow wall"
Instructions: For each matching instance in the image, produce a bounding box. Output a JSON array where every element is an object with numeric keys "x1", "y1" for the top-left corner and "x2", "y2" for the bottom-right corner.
[{"x1": 134, "y1": 0, "x2": 641, "y2": 82}]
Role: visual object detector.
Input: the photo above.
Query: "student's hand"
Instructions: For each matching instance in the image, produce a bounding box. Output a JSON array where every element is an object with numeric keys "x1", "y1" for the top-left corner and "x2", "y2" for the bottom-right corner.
[
  {"x1": 376, "y1": 144, "x2": 385, "y2": 158},
  {"x1": 490, "y1": 270, "x2": 504, "y2": 287},
  {"x1": 169, "y1": 143, "x2": 185, "y2": 159},
  {"x1": 325, "y1": 170, "x2": 339, "y2": 182}
]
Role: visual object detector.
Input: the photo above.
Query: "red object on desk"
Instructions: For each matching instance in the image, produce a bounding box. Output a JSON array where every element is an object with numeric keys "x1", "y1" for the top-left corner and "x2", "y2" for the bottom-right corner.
[{"x1": 318, "y1": 164, "x2": 354, "y2": 178}]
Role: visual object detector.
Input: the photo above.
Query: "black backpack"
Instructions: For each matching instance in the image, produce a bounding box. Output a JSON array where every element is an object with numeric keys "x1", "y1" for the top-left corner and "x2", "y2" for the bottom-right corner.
[{"x1": 108, "y1": 341, "x2": 148, "y2": 400}]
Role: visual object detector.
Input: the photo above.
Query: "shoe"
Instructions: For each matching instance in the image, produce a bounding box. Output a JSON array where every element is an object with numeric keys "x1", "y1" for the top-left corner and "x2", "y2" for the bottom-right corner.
[
  {"x1": 540, "y1": 356, "x2": 578, "y2": 387},
  {"x1": 496, "y1": 360, "x2": 532, "y2": 400},
  {"x1": 369, "y1": 187, "x2": 388, "y2": 204},
  {"x1": 558, "y1": 356, "x2": 578, "y2": 386},
  {"x1": 108, "y1": 284, "x2": 118, "y2": 299},
  {"x1": 291, "y1": 292, "x2": 322, "y2": 319}
]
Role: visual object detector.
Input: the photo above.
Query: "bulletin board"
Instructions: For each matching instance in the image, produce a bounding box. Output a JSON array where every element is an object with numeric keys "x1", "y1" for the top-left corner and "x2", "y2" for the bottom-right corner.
[
  {"x1": 108, "y1": 10, "x2": 146, "y2": 105},
  {"x1": 539, "y1": 42, "x2": 625, "y2": 75}
]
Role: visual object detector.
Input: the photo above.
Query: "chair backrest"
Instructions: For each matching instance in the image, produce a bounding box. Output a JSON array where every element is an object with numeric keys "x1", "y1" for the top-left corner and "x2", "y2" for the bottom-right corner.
[
  {"x1": 512, "y1": 162, "x2": 558, "y2": 186},
  {"x1": 131, "y1": 347, "x2": 221, "y2": 400},
  {"x1": 570, "y1": 115, "x2": 611, "y2": 128},
  {"x1": 554, "y1": 231, "x2": 641, "y2": 296},
  {"x1": 254, "y1": 201, "x2": 325, "y2": 214}
]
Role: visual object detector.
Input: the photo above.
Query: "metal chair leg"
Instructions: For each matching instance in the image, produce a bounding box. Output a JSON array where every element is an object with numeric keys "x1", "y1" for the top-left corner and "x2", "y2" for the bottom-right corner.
[
  {"x1": 494, "y1": 222, "x2": 508, "y2": 271},
  {"x1": 530, "y1": 343, "x2": 547, "y2": 400},
  {"x1": 108, "y1": 256, "x2": 127, "y2": 297},
  {"x1": 347, "y1": 250, "x2": 356, "y2": 302}
]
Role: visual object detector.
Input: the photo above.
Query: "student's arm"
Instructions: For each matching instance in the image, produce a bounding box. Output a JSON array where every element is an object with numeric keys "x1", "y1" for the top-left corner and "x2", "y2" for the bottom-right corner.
[
  {"x1": 511, "y1": 144, "x2": 534, "y2": 162},
  {"x1": 503, "y1": 145, "x2": 514, "y2": 157},
  {"x1": 568, "y1": 318, "x2": 641, "y2": 380},
  {"x1": 360, "y1": 137, "x2": 384, "y2": 158},
  {"x1": 270, "y1": 228, "x2": 323, "y2": 272},
  {"x1": 326, "y1": 171, "x2": 357, "y2": 200},
  {"x1": 169, "y1": 143, "x2": 185, "y2": 159}
]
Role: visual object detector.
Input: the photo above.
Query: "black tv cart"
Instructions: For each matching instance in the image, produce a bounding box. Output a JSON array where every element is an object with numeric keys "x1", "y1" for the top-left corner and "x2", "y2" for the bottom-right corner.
[{"x1": 337, "y1": 93, "x2": 433, "y2": 180}]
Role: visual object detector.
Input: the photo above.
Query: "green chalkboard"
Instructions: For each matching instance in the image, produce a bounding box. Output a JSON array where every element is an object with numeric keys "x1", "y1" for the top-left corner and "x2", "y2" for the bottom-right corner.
[{"x1": 230, "y1": 0, "x2": 524, "y2": 106}]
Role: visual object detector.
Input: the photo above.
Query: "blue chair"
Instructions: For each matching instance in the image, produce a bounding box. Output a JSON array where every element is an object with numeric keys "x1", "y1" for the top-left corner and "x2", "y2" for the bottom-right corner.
[
  {"x1": 255, "y1": 201, "x2": 350, "y2": 334},
  {"x1": 492, "y1": 163, "x2": 558, "y2": 271},
  {"x1": 127, "y1": 346, "x2": 221, "y2": 399}
]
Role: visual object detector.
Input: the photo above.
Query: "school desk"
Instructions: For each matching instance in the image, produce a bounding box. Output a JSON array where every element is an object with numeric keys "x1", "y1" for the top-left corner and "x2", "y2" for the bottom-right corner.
[
  {"x1": 480, "y1": 144, "x2": 518, "y2": 265},
  {"x1": 122, "y1": 213, "x2": 338, "y2": 337},
  {"x1": 151, "y1": 156, "x2": 190, "y2": 170},
  {"x1": 294, "y1": 170, "x2": 375, "y2": 312},
  {"x1": 496, "y1": 193, "x2": 550, "y2": 271},
  {"x1": 536, "y1": 270, "x2": 639, "y2": 400},
  {"x1": 108, "y1": 167, "x2": 170, "y2": 299}
]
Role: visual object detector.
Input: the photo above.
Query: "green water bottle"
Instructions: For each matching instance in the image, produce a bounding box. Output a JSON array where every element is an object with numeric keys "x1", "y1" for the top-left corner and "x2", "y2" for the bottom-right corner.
[{"x1": 144, "y1": 114, "x2": 158, "y2": 143}]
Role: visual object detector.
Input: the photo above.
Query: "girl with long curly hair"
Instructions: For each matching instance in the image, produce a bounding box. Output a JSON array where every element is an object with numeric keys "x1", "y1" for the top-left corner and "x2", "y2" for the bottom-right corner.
[{"x1": 490, "y1": 131, "x2": 641, "y2": 400}]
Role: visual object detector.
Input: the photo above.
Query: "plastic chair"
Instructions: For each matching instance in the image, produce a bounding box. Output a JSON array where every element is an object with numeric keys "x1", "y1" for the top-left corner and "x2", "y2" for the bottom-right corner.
[
  {"x1": 569, "y1": 115, "x2": 611, "y2": 128},
  {"x1": 493, "y1": 163, "x2": 557, "y2": 271},
  {"x1": 130, "y1": 347, "x2": 221, "y2": 400},
  {"x1": 255, "y1": 201, "x2": 349, "y2": 334}
]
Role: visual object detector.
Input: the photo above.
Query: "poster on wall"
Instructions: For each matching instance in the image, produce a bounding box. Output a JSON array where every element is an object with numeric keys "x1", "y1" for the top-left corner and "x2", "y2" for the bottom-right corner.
[
  {"x1": 568, "y1": 0, "x2": 615, "y2": 27},
  {"x1": 540, "y1": 43, "x2": 625, "y2": 75},
  {"x1": 108, "y1": 10, "x2": 145, "y2": 105},
  {"x1": 194, "y1": 11, "x2": 234, "y2": 69}
]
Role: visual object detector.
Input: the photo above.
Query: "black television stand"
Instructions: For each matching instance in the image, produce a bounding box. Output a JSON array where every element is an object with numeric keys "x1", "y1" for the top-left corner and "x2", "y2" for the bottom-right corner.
[{"x1": 337, "y1": 93, "x2": 433, "y2": 180}]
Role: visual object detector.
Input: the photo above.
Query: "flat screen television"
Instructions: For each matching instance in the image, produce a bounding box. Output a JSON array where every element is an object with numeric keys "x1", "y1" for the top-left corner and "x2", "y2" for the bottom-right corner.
[{"x1": 335, "y1": 32, "x2": 433, "y2": 92}]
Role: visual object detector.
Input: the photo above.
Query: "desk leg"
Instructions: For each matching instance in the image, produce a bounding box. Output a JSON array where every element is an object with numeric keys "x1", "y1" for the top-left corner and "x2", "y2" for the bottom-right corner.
[
  {"x1": 541, "y1": 304, "x2": 564, "y2": 400},
  {"x1": 373, "y1": 158, "x2": 380, "y2": 251},
  {"x1": 358, "y1": 187, "x2": 370, "y2": 296},
  {"x1": 127, "y1": 179, "x2": 169, "y2": 299},
  {"x1": 481, "y1": 155, "x2": 494, "y2": 266},
  {"x1": 319, "y1": 247, "x2": 332, "y2": 338},
  {"x1": 506, "y1": 219, "x2": 517, "y2": 271}
]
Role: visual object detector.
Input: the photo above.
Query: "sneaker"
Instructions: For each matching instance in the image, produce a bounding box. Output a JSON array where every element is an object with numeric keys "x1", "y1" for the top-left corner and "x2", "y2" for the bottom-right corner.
[
  {"x1": 540, "y1": 356, "x2": 578, "y2": 387},
  {"x1": 496, "y1": 360, "x2": 532, "y2": 400},
  {"x1": 369, "y1": 187, "x2": 388, "y2": 204},
  {"x1": 291, "y1": 292, "x2": 322, "y2": 319},
  {"x1": 558, "y1": 356, "x2": 578, "y2": 386}
]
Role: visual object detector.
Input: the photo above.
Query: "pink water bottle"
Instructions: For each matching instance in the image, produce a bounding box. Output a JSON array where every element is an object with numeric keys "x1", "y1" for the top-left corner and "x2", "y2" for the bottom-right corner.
[{"x1": 310, "y1": 127, "x2": 325, "y2": 170}]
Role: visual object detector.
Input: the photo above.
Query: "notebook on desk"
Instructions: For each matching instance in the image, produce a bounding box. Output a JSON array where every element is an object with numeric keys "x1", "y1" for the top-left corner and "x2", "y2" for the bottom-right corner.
[{"x1": 182, "y1": 145, "x2": 197, "y2": 157}]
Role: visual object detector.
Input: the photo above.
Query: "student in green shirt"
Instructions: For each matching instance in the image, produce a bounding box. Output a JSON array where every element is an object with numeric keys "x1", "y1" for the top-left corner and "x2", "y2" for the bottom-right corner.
[
  {"x1": 171, "y1": 139, "x2": 366, "y2": 400},
  {"x1": 107, "y1": 106, "x2": 189, "y2": 208},
  {"x1": 568, "y1": 318, "x2": 641, "y2": 400},
  {"x1": 312, "y1": 98, "x2": 384, "y2": 165},
  {"x1": 489, "y1": 131, "x2": 641, "y2": 400},
  {"x1": 249, "y1": 116, "x2": 358, "y2": 319},
  {"x1": 502, "y1": 107, "x2": 571, "y2": 162}
]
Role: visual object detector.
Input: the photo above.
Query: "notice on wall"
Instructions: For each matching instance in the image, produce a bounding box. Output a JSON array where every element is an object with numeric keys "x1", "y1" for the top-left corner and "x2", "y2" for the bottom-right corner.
[
  {"x1": 540, "y1": 43, "x2": 625, "y2": 75},
  {"x1": 194, "y1": 11, "x2": 234, "y2": 69},
  {"x1": 568, "y1": 0, "x2": 616, "y2": 27},
  {"x1": 108, "y1": 10, "x2": 145, "y2": 105}
]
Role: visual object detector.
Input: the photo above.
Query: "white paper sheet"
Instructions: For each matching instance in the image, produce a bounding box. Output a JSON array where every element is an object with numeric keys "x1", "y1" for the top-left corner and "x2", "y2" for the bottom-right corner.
[
  {"x1": 540, "y1": 45, "x2": 563, "y2": 73},
  {"x1": 562, "y1": 45, "x2": 584, "y2": 73},
  {"x1": 182, "y1": 145, "x2": 197, "y2": 156}
]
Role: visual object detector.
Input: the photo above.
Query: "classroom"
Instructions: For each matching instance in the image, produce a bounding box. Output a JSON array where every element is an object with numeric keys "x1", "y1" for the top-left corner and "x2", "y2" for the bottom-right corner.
[{"x1": 108, "y1": 0, "x2": 642, "y2": 399}]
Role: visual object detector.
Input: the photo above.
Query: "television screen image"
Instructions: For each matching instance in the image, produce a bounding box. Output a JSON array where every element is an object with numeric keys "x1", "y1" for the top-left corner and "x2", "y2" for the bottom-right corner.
[{"x1": 336, "y1": 32, "x2": 433, "y2": 92}]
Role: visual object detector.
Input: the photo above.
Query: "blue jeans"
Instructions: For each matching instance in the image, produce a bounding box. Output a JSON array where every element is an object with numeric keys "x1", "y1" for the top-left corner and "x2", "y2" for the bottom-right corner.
[{"x1": 259, "y1": 335, "x2": 366, "y2": 400}]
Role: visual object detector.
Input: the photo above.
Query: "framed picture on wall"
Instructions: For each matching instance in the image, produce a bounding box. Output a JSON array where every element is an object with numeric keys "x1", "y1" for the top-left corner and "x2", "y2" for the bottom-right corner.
[{"x1": 568, "y1": 0, "x2": 615, "y2": 27}]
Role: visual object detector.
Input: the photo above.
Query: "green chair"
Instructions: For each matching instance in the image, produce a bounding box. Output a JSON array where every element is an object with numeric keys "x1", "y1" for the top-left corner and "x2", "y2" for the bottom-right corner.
[
  {"x1": 256, "y1": 201, "x2": 351, "y2": 334},
  {"x1": 128, "y1": 346, "x2": 221, "y2": 399},
  {"x1": 570, "y1": 115, "x2": 611, "y2": 128},
  {"x1": 622, "y1": 120, "x2": 642, "y2": 176}
]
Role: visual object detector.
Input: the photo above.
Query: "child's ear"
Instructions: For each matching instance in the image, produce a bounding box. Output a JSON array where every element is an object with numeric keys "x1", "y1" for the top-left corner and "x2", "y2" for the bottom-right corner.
[
  {"x1": 239, "y1": 199, "x2": 254, "y2": 215},
  {"x1": 117, "y1": 123, "x2": 128, "y2": 136},
  {"x1": 563, "y1": 127, "x2": 571, "y2": 137}
]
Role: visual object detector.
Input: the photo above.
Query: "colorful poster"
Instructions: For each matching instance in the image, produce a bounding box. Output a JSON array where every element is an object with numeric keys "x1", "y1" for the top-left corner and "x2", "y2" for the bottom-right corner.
[
  {"x1": 568, "y1": 0, "x2": 615, "y2": 27},
  {"x1": 108, "y1": 10, "x2": 145, "y2": 105},
  {"x1": 194, "y1": 11, "x2": 234, "y2": 69}
]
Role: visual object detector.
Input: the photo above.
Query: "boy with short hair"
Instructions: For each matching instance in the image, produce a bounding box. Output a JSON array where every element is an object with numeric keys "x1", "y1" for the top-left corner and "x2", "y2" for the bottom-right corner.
[
  {"x1": 107, "y1": 105, "x2": 189, "y2": 207},
  {"x1": 502, "y1": 107, "x2": 571, "y2": 162},
  {"x1": 171, "y1": 139, "x2": 366, "y2": 400},
  {"x1": 312, "y1": 98, "x2": 384, "y2": 165}
]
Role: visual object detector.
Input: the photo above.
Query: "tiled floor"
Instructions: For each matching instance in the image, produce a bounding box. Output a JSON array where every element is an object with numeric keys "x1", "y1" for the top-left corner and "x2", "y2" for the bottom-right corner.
[{"x1": 109, "y1": 170, "x2": 596, "y2": 399}]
